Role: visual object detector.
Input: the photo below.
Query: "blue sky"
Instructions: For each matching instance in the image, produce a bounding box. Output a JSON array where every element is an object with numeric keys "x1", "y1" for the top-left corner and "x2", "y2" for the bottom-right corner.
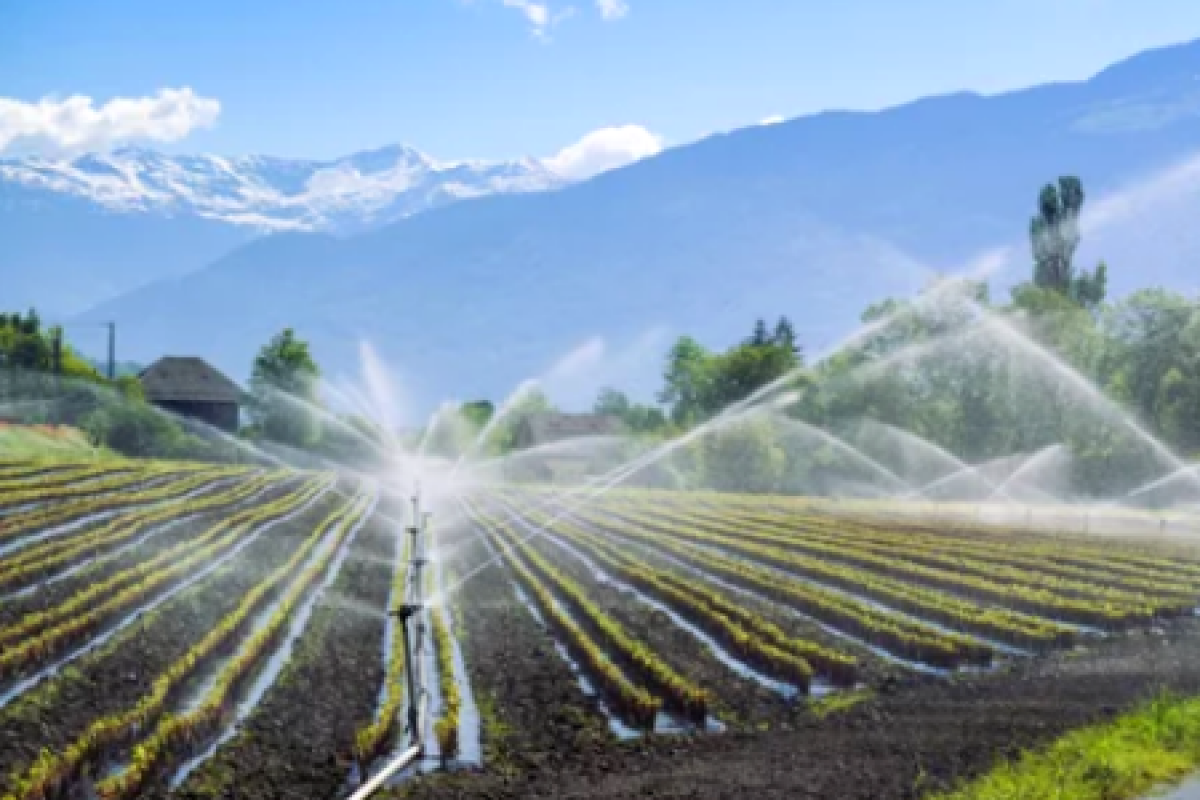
[{"x1": 5, "y1": 0, "x2": 1200, "y2": 162}]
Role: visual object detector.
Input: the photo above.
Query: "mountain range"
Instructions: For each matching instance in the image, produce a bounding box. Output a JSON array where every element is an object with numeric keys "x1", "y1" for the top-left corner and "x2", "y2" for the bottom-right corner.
[
  {"x1": 11, "y1": 38, "x2": 1200, "y2": 413},
  {"x1": 0, "y1": 145, "x2": 562, "y2": 313}
]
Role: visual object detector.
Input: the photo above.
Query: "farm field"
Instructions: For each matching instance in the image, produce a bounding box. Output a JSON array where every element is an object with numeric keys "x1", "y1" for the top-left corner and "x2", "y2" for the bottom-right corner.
[{"x1": 2, "y1": 460, "x2": 1200, "y2": 799}]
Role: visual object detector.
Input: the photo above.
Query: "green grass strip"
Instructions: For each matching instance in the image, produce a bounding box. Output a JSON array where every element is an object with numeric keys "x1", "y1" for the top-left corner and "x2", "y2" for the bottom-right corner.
[{"x1": 928, "y1": 692, "x2": 1200, "y2": 800}]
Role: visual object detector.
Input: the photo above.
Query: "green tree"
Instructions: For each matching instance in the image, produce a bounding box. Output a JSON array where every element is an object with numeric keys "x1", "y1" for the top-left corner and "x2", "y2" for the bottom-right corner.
[
  {"x1": 659, "y1": 336, "x2": 712, "y2": 426},
  {"x1": 460, "y1": 400, "x2": 495, "y2": 431},
  {"x1": 700, "y1": 418, "x2": 786, "y2": 493},
  {"x1": 248, "y1": 328, "x2": 323, "y2": 448},
  {"x1": 1031, "y1": 177, "x2": 1083, "y2": 293},
  {"x1": 593, "y1": 387, "x2": 667, "y2": 434},
  {"x1": 1028, "y1": 176, "x2": 1106, "y2": 306}
]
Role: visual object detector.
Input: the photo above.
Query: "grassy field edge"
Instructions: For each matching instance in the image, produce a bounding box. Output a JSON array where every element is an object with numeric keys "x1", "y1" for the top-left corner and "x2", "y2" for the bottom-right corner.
[{"x1": 928, "y1": 691, "x2": 1200, "y2": 800}]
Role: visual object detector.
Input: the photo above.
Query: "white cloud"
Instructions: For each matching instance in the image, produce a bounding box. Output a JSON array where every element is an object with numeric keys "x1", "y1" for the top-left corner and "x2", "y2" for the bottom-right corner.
[
  {"x1": 542, "y1": 124, "x2": 663, "y2": 180},
  {"x1": 502, "y1": 0, "x2": 549, "y2": 29},
  {"x1": 760, "y1": 115, "x2": 785, "y2": 126},
  {"x1": 0, "y1": 88, "x2": 220, "y2": 157},
  {"x1": 596, "y1": 0, "x2": 629, "y2": 20}
]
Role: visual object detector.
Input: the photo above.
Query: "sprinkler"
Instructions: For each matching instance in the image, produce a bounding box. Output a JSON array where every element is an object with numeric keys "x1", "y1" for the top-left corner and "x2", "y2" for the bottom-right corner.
[
  {"x1": 391, "y1": 602, "x2": 422, "y2": 745},
  {"x1": 348, "y1": 485, "x2": 432, "y2": 800}
]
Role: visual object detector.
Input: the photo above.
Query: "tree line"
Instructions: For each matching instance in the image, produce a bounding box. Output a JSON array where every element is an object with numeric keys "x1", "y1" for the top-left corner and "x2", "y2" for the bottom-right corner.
[{"x1": 5, "y1": 172, "x2": 1197, "y2": 496}]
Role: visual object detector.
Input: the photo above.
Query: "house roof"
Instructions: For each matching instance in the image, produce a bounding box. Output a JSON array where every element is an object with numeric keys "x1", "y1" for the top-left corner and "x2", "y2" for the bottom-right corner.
[
  {"x1": 520, "y1": 413, "x2": 624, "y2": 446},
  {"x1": 139, "y1": 357, "x2": 242, "y2": 405}
]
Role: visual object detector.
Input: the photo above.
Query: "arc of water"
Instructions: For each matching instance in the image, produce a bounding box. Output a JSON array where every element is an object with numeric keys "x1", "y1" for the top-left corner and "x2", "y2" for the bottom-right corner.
[
  {"x1": 1122, "y1": 465, "x2": 1200, "y2": 502},
  {"x1": 449, "y1": 379, "x2": 540, "y2": 480},
  {"x1": 767, "y1": 413, "x2": 913, "y2": 493},
  {"x1": 985, "y1": 444, "x2": 1065, "y2": 501},
  {"x1": 970, "y1": 304, "x2": 1200, "y2": 495}
]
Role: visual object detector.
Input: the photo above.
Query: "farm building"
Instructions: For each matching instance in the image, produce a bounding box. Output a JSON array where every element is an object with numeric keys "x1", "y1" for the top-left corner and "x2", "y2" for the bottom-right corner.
[
  {"x1": 139, "y1": 357, "x2": 242, "y2": 433},
  {"x1": 510, "y1": 412, "x2": 624, "y2": 483}
]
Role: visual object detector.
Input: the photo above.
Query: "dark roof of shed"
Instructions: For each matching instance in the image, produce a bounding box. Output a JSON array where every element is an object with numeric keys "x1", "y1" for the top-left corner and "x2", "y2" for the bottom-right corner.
[
  {"x1": 521, "y1": 413, "x2": 623, "y2": 446},
  {"x1": 139, "y1": 357, "x2": 241, "y2": 405}
]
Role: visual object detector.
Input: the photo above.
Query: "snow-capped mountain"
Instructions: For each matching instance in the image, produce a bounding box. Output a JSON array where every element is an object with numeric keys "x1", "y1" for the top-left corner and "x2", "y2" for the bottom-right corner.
[{"x1": 0, "y1": 143, "x2": 565, "y2": 234}]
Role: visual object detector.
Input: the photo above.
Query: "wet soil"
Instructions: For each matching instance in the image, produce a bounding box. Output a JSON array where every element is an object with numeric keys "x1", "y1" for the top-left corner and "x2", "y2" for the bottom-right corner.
[
  {"x1": 520, "y1": 527, "x2": 801, "y2": 729},
  {"x1": 395, "y1": 533, "x2": 613, "y2": 798},
  {"x1": 168, "y1": 508, "x2": 395, "y2": 800},
  {"x1": 391, "y1": 619, "x2": 1200, "y2": 799},
  {"x1": 0, "y1": 491, "x2": 342, "y2": 790}
]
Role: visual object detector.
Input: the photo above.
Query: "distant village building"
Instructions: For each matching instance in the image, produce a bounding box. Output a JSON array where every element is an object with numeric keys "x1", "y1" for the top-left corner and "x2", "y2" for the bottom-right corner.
[
  {"x1": 511, "y1": 412, "x2": 624, "y2": 483},
  {"x1": 139, "y1": 357, "x2": 242, "y2": 433}
]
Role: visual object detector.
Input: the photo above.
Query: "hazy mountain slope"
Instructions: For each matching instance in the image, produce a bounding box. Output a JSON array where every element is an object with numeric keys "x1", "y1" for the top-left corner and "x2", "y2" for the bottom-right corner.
[
  {"x1": 79, "y1": 38, "x2": 1200, "y2": 410},
  {"x1": 0, "y1": 145, "x2": 563, "y2": 313}
]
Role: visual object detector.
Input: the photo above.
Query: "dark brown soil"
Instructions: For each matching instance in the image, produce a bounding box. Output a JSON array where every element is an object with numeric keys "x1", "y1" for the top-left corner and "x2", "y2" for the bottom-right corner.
[
  {"x1": 0, "y1": 490, "x2": 342, "y2": 791},
  {"x1": 390, "y1": 619, "x2": 1200, "y2": 799},
  {"x1": 517, "y1": 525, "x2": 801, "y2": 729},
  {"x1": 167, "y1": 507, "x2": 395, "y2": 800},
  {"x1": 394, "y1": 532, "x2": 613, "y2": 798}
]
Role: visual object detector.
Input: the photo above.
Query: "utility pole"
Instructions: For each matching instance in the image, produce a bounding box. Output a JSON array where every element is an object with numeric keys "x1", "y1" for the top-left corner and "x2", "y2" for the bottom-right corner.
[
  {"x1": 51, "y1": 328, "x2": 62, "y2": 425},
  {"x1": 106, "y1": 322, "x2": 117, "y2": 380}
]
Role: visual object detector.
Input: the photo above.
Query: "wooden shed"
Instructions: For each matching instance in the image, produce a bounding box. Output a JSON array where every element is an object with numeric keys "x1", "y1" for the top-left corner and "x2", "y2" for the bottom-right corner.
[{"x1": 139, "y1": 357, "x2": 242, "y2": 433}]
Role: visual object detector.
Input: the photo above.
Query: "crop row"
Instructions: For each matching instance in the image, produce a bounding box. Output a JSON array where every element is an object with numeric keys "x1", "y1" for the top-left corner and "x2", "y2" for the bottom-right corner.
[
  {"x1": 517, "y1": 502, "x2": 860, "y2": 685},
  {"x1": 0, "y1": 462, "x2": 216, "y2": 511},
  {"x1": 431, "y1": 599, "x2": 461, "y2": 761},
  {"x1": 592, "y1": 503, "x2": 1162, "y2": 631},
  {"x1": 577, "y1": 502, "x2": 1073, "y2": 649},
  {"x1": 0, "y1": 476, "x2": 334, "y2": 683},
  {"x1": 93, "y1": 488, "x2": 376, "y2": 799},
  {"x1": 0, "y1": 467, "x2": 248, "y2": 549},
  {"x1": 0, "y1": 463, "x2": 136, "y2": 493},
  {"x1": 634, "y1": 502, "x2": 1193, "y2": 613},
  {"x1": 353, "y1": 519, "x2": 413, "y2": 769},
  {"x1": 689, "y1": 490, "x2": 1200, "y2": 581},
  {"x1": 3, "y1": 481, "x2": 356, "y2": 800},
  {"x1": 672, "y1": 502, "x2": 1200, "y2": 598},
  {"x1": 541, "y1": 502, "x2": 995, "y2": 669},
  {"x1": 510, "y1": 503, "x2": 840, "y2": 690},
  {"x1": 592, "y1": 504, "x2": 1083, "y2": 647},
  {"x1": 467, "y1": 506, "x2": 663, "y2": 729},
  {"x1": 427, "y1": 514, "x2": 462, "y2": 763},
  {"x1": 478, "y1": 505, "x2": 711, "y2": 724},
  {"x1": 0, "y1": 473, "x2": 288, "y2": 595}
]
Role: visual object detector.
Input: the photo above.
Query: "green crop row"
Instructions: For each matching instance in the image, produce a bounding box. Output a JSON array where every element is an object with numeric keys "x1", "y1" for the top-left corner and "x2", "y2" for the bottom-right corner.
[
  {"x1": 695, "y1": 492, "x2": 1200, "y2": 582},
  {"x1": 3, "y1": 480, "x2": 356, "y2": 800},
  {"x1": 513, "y1": 504, "x2": 828, "y2": 691},
  {"x1": 595, "y1": 503, "x2": 1154, "y2": 632},
  {"x1": 554, "y1": 504, "x2": 993, "y2": 670},
  {"x1": 0, "y1": 463, "x2": 136, "y2": 493},
  {"x1": 428, "y1": 515, "x2": 462, "y2": 763},
  {"x1": 478, "y1": 508, "x2": 710, "y2": 724},
  {"x1": 353, "y1": 518, "x2": 412, "y2": 768},
  {"x1": 431, "y1": 599, "x2": 461, "y2": 761},
  {"x1": 0, "y1": 463, "x2": 211, "y2": 511},
  {"x1": 0, "y1": 476, "x2": 334, "y2": 679},
  {"x1": 674, "y1": 503, "x2": 1200, "y2": 600},
  {"x1": 0, "y1": 467, "x2": 249, "y2": 549},
  {"x1": 0, "y1": 473, "x2": 288, "y2": 595},
  {"x1": 594, "y1": 504, "x2": 1080, "y2": 647},
  {"x1": 469, "y1": 507, "x2": 663, "y2": 729},
  {"x1": 92, "y1": 489, "x2": 375, "y2": 799}
]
